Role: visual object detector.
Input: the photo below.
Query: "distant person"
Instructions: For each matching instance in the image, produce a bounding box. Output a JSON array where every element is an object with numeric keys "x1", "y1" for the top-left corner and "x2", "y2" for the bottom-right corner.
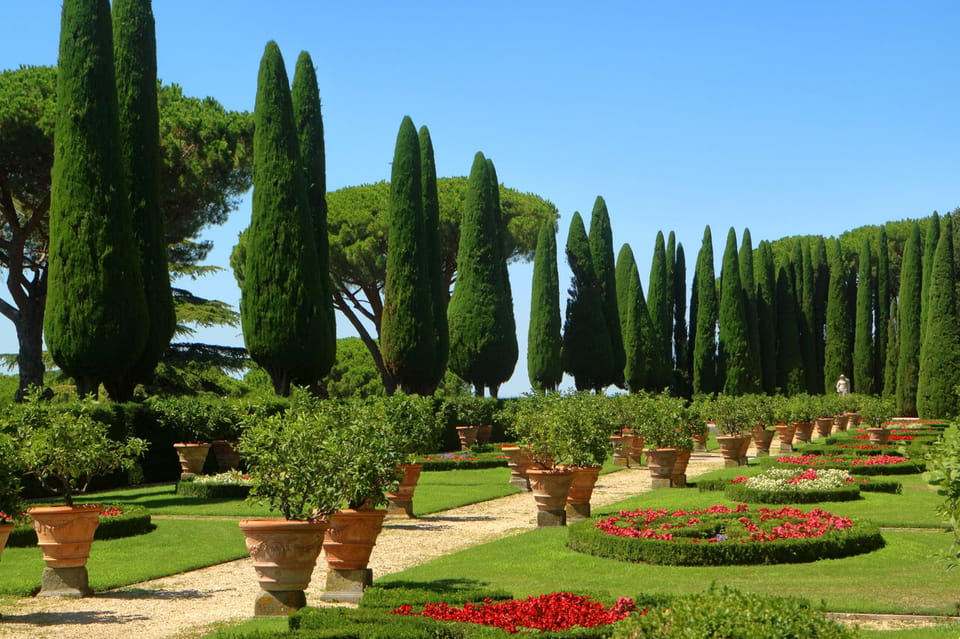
[{"x1": 835, "y1": 374, "x2": 850, "y2": 395}]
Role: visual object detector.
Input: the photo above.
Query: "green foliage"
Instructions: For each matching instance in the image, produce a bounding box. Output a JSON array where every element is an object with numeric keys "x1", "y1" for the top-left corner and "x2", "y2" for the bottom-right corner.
[
  {"x1": 753, "y1": 241, "x2": 778, "y2": 394},
  {"x1": 824, "y1": 238, "x2": 854, "y2": 392},
  {"x1": 691, "y1": 226, "x2": 718, "y2": 394},
  {"x1": 718, "y1": 228, "x2": 753, "y2": 394},
  {"x1": 0, "y1": 432, "x2": 24, "y2": 519},
  {"x1": 705, "y1": 393, "x2": 753, "y2": 436},
  {"x1": 149, "y1": 395, "x2": 239, "y2": 442},
  {"x1": 738, "y1": 229, "x2": 762, "y2": 393},
  {"x1": 528, "y1": 222, "x2": 563, "y2": 391},
  {"x1": 775, "y1": 266, "x2": 805, "y2": 395},
  {"x1": 924, "y1": 423, "x2": 960, "y2": 568},
  {"x1": 853, "y1": 236, "x2": 875, "y2": 395},
  {"x1": 623, "y1": 393, "x2": 690, "y2": 449},
  {"x1": 419, "y1": 126, "x2": 449, "y2": 391},
  {"x1": 917, "y1": 216, "x2": 960, "y2": 419},
  {"x1": 322, "y1": 337, "x2": 387, "y2": 399},
  {"x1": 5, "y1": 395, "x2": 148, "y2": 506},
  {"x1": 561, "y1": 212, "x2": 614, "y2": 392},
  {"x1": 920, "y1": 211, "x2": 941, "y2": 345},
  {"x1": 240, "y1": 41, "x2": 326, "y2": 396},
  {"x1": 646, "y1": 232, "x2": 672, "y2": 390},
  {"x1": 381, "y1": 116, "x2": 436, "y2": 394},
  {"x1": 883, "y1": 297, "x2": 899, "y2": 400},
  {"x1": 510, "y1": 393, "x2": 611, "y2": 468},
  {"x1": 44, "y1": 0, "x2": 148, "y2": 396},
  {"x1": 875, "y1": 226, "x2": 891, "y2": 392},
  {"x1": 588, "y1": 197, "x2": 625, "y2": 388},
  {"x1": 612, "y1": 586, "x2": 859, "y2": 639},
  {"x1": 615, "y1": 244, "x2": 654, "y2": 394},
  {"x1": 797, "y1": 240, "x2": 819, "y2": 393},
  {"x1": 376, "y1": 394, "x2": 444, "y2": 459},
  {"x1": 896, "y1": 223, "x2": 923, "y2": 415},
  {"x1": 857, "y1": 395, "x2": 895, "y2": 428},
  {"x1": 672, "y1": 243, "x2": 689, "y2": 395},
  {"x1": 724, "y1": 481, "x2": 861, "y2": 504}
]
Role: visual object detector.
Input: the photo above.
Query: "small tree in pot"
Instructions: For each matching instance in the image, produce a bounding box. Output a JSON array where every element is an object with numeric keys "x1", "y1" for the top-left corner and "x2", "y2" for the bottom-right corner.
[{"x1": 378, "y1": 395, "x2": 443, "y2": 517}]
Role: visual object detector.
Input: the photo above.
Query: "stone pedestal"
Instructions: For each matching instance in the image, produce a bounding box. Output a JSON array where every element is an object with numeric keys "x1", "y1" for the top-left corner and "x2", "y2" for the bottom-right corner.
[
  {"x1": 650, "y1": 477, "x2": 671, "y2": 489},
  {"x1": 566, "y1": 502, "x2": 590, "y2": 522},
  {"x1": 39, "y1": 567, "x2": 92, "y2": 598},
  {"x1": 536, "y1": 509, "x2": 566, "y2": 527},
  {"x1": 670, "y1": 473, "x2": 687, "y2": 488},
  {"x1": 779, "y1": 443, "x2": 793, "y2": 453},
  {"x1": 254, "y1": 589, "x2": 306, "y2": 617},
  {"x1": 386, "y1": 498, "x2": 414, "y2": 518},
  {"x1": 320, "y1": 568, "x2": 373, "y2": 603}
]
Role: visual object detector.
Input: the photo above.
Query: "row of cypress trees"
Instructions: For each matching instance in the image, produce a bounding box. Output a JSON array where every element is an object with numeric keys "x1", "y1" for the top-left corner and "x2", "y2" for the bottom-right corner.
[
  {"x1": 45, "y1": 0, "x2": 175, "y2": 399},
  {"x1": 528, "y1": 206, "x2": 960, "y2": 419}
]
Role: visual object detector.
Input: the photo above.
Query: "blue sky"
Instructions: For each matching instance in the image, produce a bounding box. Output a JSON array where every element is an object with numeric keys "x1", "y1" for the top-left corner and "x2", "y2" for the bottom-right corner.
[{"x1": 2, "y1": 1, "x2": 959, "y2": 396}]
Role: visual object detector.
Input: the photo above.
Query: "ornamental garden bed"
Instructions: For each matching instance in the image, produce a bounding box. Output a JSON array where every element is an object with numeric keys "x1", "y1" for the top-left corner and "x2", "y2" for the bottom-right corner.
[
  {"x1": 567, "y1": 503, "x2": 884, "y2": 566},
  {"x1": 177, "y1": 470, "x2": 253, "y2": 499},
  {"x1": 718, "y1": 468, "x2": 901, "y2": 504},
  {"x1": 774, "y1": 454, "x2": 926, "y2": 475}
]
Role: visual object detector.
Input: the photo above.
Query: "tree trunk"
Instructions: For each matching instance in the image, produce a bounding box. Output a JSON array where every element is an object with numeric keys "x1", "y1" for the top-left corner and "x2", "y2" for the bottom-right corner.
[{"x1": 14, "y1": 299, "x2": 45, "y2": 401}]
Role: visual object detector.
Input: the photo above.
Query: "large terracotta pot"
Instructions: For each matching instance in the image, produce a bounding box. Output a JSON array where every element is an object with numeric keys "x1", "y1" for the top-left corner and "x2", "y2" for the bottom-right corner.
[
  {"x1": 751, "y1": 428, "x2": 775, "y2": 456},
  {"x1": 455, "y1": 426, "x2": 478, "y2": 450},
  {"x1": 738, "y1": 434, "x2": 752, "y2": 458},
  {"x1": 500, "y1": 446, "x2": 533, "y2": 490},
  {"x1": 386, "y1": 463, "x2": 423, "y2": 517},
  {"x1": 793, "y1": 421, "x2": 814, "y2": 445},
  {"x1": 527, "y1": 468, "x2": 575, "y2": 512},
  {"x1": 323, "y1": 509, "x2": 387, "y2": 571},
  {"x1": 866, "y1": 427, "x2": 890, "y2": 445},
  {"x1": 174, "y1": 442, "x2": 211, "y2": 479},
  {"x1": 814, "y1": 417, "x2": 834, "y2": 438},
  {"x1": 627, "y1": 435, "x2": 645, "y2": 467},
  {"x1": 692, "y1": 431, "x2": 709, "y2": 452},
  {"x1": 0, "y1": 521, "x2": 13, "y2": 560},
  {"x1": 565, "y1": 466, "x2": 602, "y2": 506},
  {"x1": 476, "y1": 424, "x2": 494, "y2": 445},
  {"x1": 671, "y1": 447, "x2": 692, "y2": 488},
  {"x1": 846, "y1": 412, "x2": 863, "y2": 428},
  {"x1": 211, "y1": 440, "x2": 241, "y2": 471},
  {"x1": 644, "y1": 448, "x2": 678, "y2": 480},
  {"x1": 29, "y1": 504, "x2": 101, "y2": 569},
  {"x1": 833, "y1": 413, "x2": 850, "y2": 432},
  {"x1": 715, "y1": 435, "x2": 744, "y2": 467},
  {"x1": 775, "y1": 423, "x2": 795, "y2": 445},
  {"x1": 609, "y1": 435, "x2": 626, "y2": 466}
]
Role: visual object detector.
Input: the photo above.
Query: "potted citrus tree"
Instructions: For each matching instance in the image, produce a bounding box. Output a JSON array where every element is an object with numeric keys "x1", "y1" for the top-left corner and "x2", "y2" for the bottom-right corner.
[
  {"x1": 0, "y1": 432, "x2": 24, "y2": 560},
  {"x1": 860, "y1": 396, "x2": 896, "y2": 445},
  {"x1": 710, "y1": 393, "x2": 752, "y2": 466},
  {"x1": 8, "y1": 397, "x2": 147, "y2": 597},
  {"x1": 150, "y1": 396, "x2": 216, "y2": 479},
  {"x1": 633, "y1": 393, "x2": 690, "y2": 481},
  {"x1": 378, "y1": 394, "x2": 443, "y2": 517}
]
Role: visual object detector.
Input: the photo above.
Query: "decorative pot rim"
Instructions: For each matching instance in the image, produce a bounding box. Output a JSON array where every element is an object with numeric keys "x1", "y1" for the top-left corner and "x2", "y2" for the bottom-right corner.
[
  {"x1": 239, "y1": 518, "x2": 329, "y2": 532},
  {"x1": 28, "y1": 504, "x2": 102, "y2": 515},
  {"x1": 525, "y1": 467, "x2": 574, "y2": 475}
]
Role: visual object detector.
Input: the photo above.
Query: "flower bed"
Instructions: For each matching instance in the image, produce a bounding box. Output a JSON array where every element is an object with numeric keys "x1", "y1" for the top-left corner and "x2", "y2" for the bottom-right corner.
[
  {"x1": 724, "y1": 468, "x2": 862, "y2": 504},
  {"x1": 774, "y1": 454, "x2": 925, "y2": 475},
  {"x1": 176, "y1": 470, "x2": 252, "y2": 498},
  {"x1": 567, "y1": 504, "x2": 884, "y2": 565},
  {"x1": 418, "y1": 452, "x2": 508, "y2": 471},
  {"x1": 8, "y1": 504, "x2": 153, "y2": 547}
]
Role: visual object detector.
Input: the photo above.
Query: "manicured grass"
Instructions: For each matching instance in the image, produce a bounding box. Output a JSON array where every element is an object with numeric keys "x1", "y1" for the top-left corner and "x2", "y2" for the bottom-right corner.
[
  {"x1": 0, "y1": 518, "x2": 248, "y2": 596},
  {"x1": 861, "y1": 625, "x2": 960, "y2": 639},
  {"x1": 414, "y1": 467, "x2": 521, "y2": 515}
]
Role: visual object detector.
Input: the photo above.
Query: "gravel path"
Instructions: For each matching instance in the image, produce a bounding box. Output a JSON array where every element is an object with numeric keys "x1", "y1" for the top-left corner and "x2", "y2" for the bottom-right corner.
[{"x1": 0, "y1": 453, "x2": 724, "y2": 639}]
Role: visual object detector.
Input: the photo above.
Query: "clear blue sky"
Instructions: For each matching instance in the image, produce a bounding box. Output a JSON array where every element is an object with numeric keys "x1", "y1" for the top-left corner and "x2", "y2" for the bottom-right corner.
[{"x1": 3, "y1": 1, "x2": 959, "y2": 396}]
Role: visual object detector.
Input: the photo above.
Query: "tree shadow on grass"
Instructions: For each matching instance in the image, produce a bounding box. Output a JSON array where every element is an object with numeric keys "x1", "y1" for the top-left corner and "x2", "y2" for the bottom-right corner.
[{"x1": 98, "y1": 587, "x2": 219, "y2": 600}]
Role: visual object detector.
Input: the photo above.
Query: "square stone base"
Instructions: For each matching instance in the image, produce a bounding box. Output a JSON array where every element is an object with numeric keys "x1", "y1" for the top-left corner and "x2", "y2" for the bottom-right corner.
[
  {"x1": 320, "y1": 568, "x2": 373, "y2": 603},
  {"x1": 670, "y1": 473, "x2": 687, "y2": 488},
  {"x1": 536, "y1": 509, "x2": 566, "y2": 527},
  {"x1": 39, "y1": 566, "x2": 92, "y2": 598},
  {"x1": 509, "y1": 476, "x2": 531, "y2": 491},
  {"x1": 779, "y1": 443, "x2": 794, "y2": 453},
  {"x1": 650, "y1": 477, "x2": 671, "y2": 489},
  {"x1": 386, "y1": 498, "x2": 414, "y2": 518},
  {"x1": 565, "y1": 502, "x2": 590, "y2": 522},
  {"x1": 254, "y1": 588, "x2": 306, "y2": 617}
]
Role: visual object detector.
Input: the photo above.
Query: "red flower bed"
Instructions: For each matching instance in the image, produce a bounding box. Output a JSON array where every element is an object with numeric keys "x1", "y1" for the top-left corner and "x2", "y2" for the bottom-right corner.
[
  {"x1": 594, "y1": 504, "x2": 854, "y2": 543},
  {"x1": 392, "y1": 592, "x2": 638, "y2": 633},
  {"x1": 100, "y1": 506, "x2": 124, "y2": 517},
  {"x1": 776, "y1": 454, "x2": 910, "y2": 466}
]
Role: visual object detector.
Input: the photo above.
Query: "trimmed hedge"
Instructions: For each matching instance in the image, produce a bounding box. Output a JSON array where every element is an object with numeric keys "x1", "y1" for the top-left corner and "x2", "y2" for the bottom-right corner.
[
  {"x1": 8, "y1": 504, "x2": 153, "y2": 547},
  {"x1": 723, "y1": 482, "x2": 861, "y2": 504},
  {"x1": 700, "y1": 477, "x2": 901, "y2": 496},
  {"x1": 175, "y1": 480, "x2": 252, "y2": 499},
  {"x1": 567, "y1": 516, "x2": 885, "y2": 566},
  {"x1": 419, "y1": 459, "x2": 507, "y2": 472},
  {"x1": 358, "y1": 586, "x2": 513, "y2": 609},
  {"x1": 797, "y1": 444, "x2": 903, "y2": 457},
  {"x1": 774, "y1": 458, "x2": 926, "y2": 475}
]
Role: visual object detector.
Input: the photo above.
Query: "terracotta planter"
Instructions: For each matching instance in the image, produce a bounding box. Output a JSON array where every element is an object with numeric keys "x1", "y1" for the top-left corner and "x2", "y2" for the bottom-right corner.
[
  {"x1": 793, "y1": 421, "x2": 814, "y2": 445},
  {"x1": 455, "y1": 425, "x2": 478, "y2": 450},
  {"x1": 211, "y1": 440, "x2": 241, "y2": 472},
  {"x1": 866, "y1": 427, "x2": 890, "y2": 445},
  {"x1": 500, "y1": 446, "x2": 533, "y2": 490},
  {"x1": 609, "y1": 435, "x2": 626, "y2": 466},
  {"x1": 174, "y1": 442, "x2": 211, "y2": 479},
  {"x1": 323, "y1": 509, "x2": 387, "y2": 571},
  {"x1": 386, "y1": 463, "x2": 423, "y2": 517},
  {"x1": 239, "y1": 518, "x2": 327, "y2": 616},
  {"x1": 751, "y1": 428, "x2": 775, "y2": 456},
  {"x1": 565, "y1": 465, "x2": 601, "y2": 521},
  {"x1": 644, "y1": 448, "x2": 678, "y2": 480},
  {"x1": 716, "y1": 435, "x2": 744, "y2": 467},
  {"x1": 527, "y1": 468, "x2": 574, "y2": 526},
  {"x1": 775, "y1": 423, "x2": 795, "y2": 444},
  {"x1": 29, "y1": 504, "x2": 101, "y2": 569},
  {"x1": 671, "y1": 447, "x2": 692, "y2": 488},
  {"x1": 833, "y1": 413, "x2": 850, "y2": 432},
  {"x1": 627, "y1": 434, "x2": 645, "y2": 468},
  {"x1": 692, "y1": 431, "x2": 708, "y2": 452},
  {"x1": 814, "y1": 417, "x2": 834, "y2": 438},
  {"x1": 846, "y1": 412, "x2": 862, "y2": 428},
  {"x1": 0, "y1": 521, "x2": 13, "y2": 560},
  {"x1": 738, "y1": 434, "x2": 752, "y2": 458},
  {"x1": 476, "y1": 424, "x2": 494, "y2": 445}
]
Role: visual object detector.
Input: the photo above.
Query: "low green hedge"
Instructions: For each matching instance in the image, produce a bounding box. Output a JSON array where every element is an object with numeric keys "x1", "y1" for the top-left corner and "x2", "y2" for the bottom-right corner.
[
  {"x1": 8, "y1": 504, "x2": 153, "y2": 547},
  {"x1": 700, "y1": 477, "x2": 901, "y2": 496},
  {"x1": 567, "y1": 516, "x2": 885, "y2": 566},
  {"x1": 775, "y1": 459, "x2": 926, "y2": 475},
  {"x1": 358, "y1": 586, "x2": 513, "y2": 609},
  {"x1": 797, "y1": 444, "x2": 903, "y2": 457},
  {"x1": 176, "y1": 480, "x2": 252, "y2": 499},
  {"x1": 723, "y1": 482, "x2": 861, "y2": 504},
  {"x1": 418, "y1": 459, "x2": 507, "y2": 472}
]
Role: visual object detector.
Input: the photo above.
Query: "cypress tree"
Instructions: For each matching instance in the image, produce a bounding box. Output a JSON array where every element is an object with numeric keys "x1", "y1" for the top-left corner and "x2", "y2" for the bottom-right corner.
[
  {"x1": 775, "y1": 266, "x2": 805, "y2": 395},
  {"x1": 647, "y1": 231, "x2": 672, "y2": 389},
  {"x1": 823, "y1": 238, "x2": 854, "y2": 392},
  {"x1": 673, "y1": 242, "x2": 689, "y2": 396},
  {"x1": 883, "y1": 297, "x2": 898, "y2": 400},
  {"x1": 853, "y1": 236, "x2": 875, "y2": 395},
  {"x1": 666, "y1": 231, "x2": 677, "y2": 371},
  {"x1": 917, "y1": 217, "x2": 960, "y2": 417},
  {"x1": 692, "y1": 226, "x2": 718, "y2": 394},
  {"x1": 616, "y1": 244, "x2": 654, "y2": 393},
  {"x1": 447, "y1": 153, "x2": 517, "y2": 397},
  {"x1": 799, "y1": 240, "x2": 818, "y2": 392},
  {"x1": 527, "y1": 221, "x2": 562, "y2": 392},
  {"x1": 419, "y1": 125, "x2": 447, "y2": 391},
  {"x1": 896, "y1": 223, "x2": 922, "y2": 416},
  {"x1": 106, "y1": 0, "x2": 173, "y2": 401},
  {"x1": 738, "y1": 229, "x2": 762, "y2": 392},
  {"x1": 755, "y1": 240, "x2": 778, "y2": 394},
  {"x1": 920, "y1": 211, "x2": 940, "y2": 344},
  {"x1": 588, "y1": 196, "x2": 625, "y2": 387},
  {"x1": 45, "y1": 0, "x2": 148, "y2": 397},
  {"x1": 291, "y1": 51, "x2": 336, "y2": 382},
  {"x1": 718, "y1": 228, "x2": 753, "y2": 394},
  {"x1": 809, "y1": 236, "x2": 829, "y2": 393},
  {"x1": 560, "y1": 212, "x2": 613, "y2": 391},
  {"x1": 240, "y1": 41, "x2": 325, "y2": 397},
  {"x1": 380, "y1": 116, "x2": 435, "y2": 395},
  {"x1": 875, "y1": 227, "x2": 890, "y2": 392}
]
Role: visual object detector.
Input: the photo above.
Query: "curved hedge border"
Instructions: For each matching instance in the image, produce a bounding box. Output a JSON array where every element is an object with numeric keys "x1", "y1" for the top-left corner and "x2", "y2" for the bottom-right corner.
[
  {"x1": 797, "y1": 444, "x2": 903, "y2": 457},
  {"x1": 8, "y1": 504, "x2": 153, "y2": 547},
  {"x1": 175, "y1": 480, "x2": 251, "y2": 499},
  {"x1": 700, "y1": 477, "x2": 901, "y2": 497},
  {"x1": 774, "y1": 456, "x2": 925, "y2": 476},
  {"x1": 567, "y1": 508, "x2": 884, "y2": 566},
  {"x1": 723, "y1": 482, "x2": 861, "y2": 504}
]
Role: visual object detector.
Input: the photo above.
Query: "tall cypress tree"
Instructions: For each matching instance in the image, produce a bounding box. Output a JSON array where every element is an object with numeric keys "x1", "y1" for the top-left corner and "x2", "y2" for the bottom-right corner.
[
  {"x1": 381, "y1": 116, "x2": 435, "y2": 395},
  {"x1": 853, "y1": 236, "x2": 875, "y2": 395},
  {"x1": 755, "y1": 240, "x2": 778, "y2": 394},
  {"x1": 616, "y1": 243, "x2": 654, "y2": 393},
  {"x1": 291, "y1": 51, "x2": 336, "y2": 383},
  {"x1": 666, "y1": 231, "x2": 677, "y2": 371},
  {"x1": 419, "y1": 125, "x2": 447, "y2": 391},
  {"x1": 718, "y1": 228, "x2": 753, "y2": 394},
  {"x1": 692, "y1": 226, "x2": 718, "y2": 394},
  {"x1": 809, "y1": 236, "x2": 829, "y2": 393},
  {"x1": 917, "y1": 216, "x2": 960, "y2": 418},
  {"x1": 799, "y1": 240, "x2": 818, "y2": 392},
  {"x1": 738, "y1": 229, "x2": 762, "y2": 392},
  {"x1": 561, "y1": 212, "x2": 613, "y2": 391},
  {"x1": 920, "y1": 211, "x2": 940, "y2": 345},
  {"x1": 448, "y1": 153, "x2": 516, "y2": 397},
  {"x1": 775, "y1": 266, "x2": 805, "y2": 395},
  {"x1": 673, "y1": 242, "x2": 689, "y2": 396},
  {"x1": 588, "y1": 196, "x2": 625, "y2": 387},
  {"x1": 527, "y1": 221, "x2": 562, "y2": 392},
  {"x1": 106, "y1": 0, "x2": 173, "y2": 401},
  {"x1": 45, "y1": 0, "x2": 148, "y2": 397},
  {"x1": 823, "y1": 238, "x2": 853, "y2": 392},
  {"x1": 896, "y1": 223, "x2": 922, "y2": 416},
  {"x1": 240, "y1": 41, "x2": 325, "y2": 397},
  {"x1": 647, "y1": 231, "x2": 672, "y2": 389},
  {"x1": 875, "y1": 227, "x2": 890, "y2": 393},
  {"x1": 883, "y1": 297, "x2": 898, "y2": 400}
]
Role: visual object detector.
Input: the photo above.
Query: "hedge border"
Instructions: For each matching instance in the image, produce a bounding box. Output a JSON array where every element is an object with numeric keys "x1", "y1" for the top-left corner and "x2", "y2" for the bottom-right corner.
[
  {"x1": 8, "y1": 504, "x2": 153, "y2": 547},
  {"x1": 418, "y1": 459, "x2": 507, "y2": 472},
  {"x1": 567, "y1": 515, "x2": 885, "y2": 566},
  {"x1": 700, "y1": 478, "x2": 901, "y2": 496},
  {"x1": 175, "y1": 480, "x2": 252, "y2": 499},
  {"x1": 774, "y1": 459, "x2": 926, "y2": 476},
  {"x1": 723, "y1": 482, "x2": 861, "y2": 504}
]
